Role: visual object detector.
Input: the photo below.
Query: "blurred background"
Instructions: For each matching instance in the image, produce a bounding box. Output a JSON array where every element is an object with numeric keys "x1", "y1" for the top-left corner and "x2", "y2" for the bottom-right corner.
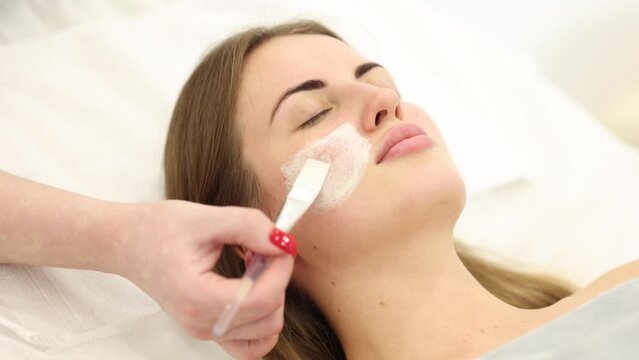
[
  {"x1": 1, "y1": 0, "x2": 637, "y2": 147},
  {"x1": 427, "y1": 0, "x2": 639, "y2": 148}
]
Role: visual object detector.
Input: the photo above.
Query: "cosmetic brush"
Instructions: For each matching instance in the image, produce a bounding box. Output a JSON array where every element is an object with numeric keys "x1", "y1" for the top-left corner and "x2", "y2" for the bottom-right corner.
[{"x1": 212, "y1": 158, "x2": 330, "y2": 337}]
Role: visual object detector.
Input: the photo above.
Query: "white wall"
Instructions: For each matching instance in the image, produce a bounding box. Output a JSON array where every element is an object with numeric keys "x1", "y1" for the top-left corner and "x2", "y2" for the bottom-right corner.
[{"x1": 424, "y1": 0, "x2": 639, "y2": 145}]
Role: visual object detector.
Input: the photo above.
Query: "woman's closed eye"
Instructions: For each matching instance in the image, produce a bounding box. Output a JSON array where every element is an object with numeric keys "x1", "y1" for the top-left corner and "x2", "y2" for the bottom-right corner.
[{"x1": 300, "y1": 107, "x2": 332, "y2": 129}]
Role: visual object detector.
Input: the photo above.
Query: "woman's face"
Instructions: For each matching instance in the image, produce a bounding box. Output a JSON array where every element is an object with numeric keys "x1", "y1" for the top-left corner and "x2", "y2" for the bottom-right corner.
[{"x1": 236, "y1": 34, "x2": 466, "y2": 276}]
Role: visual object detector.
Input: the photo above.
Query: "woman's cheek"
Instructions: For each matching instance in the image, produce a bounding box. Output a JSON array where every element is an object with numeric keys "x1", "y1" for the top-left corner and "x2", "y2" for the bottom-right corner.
[{"x1": 280, "y1": 123, "x2": 371, "y2": 210}]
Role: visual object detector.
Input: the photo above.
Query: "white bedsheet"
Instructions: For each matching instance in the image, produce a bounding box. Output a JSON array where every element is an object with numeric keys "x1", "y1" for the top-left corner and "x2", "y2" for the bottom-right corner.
[
  {"x1": 1, "y1": 1, "x2": 638, "y2": 359},
  {"x1": 483, "y1": 279, "x2": 639, "y2": 359}
]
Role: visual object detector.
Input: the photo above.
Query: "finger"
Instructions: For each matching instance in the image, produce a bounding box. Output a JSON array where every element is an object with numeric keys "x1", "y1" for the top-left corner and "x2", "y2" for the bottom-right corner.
[
  {"x1": 193, "y1": 273, "x2": 249, "y2": 318},
  {"x1": 172, "y1": 274, "x2": 246, "y2": 336},
  {"x1": 220, "y1": 334, "x2": 280, "y2": 360},
  {"x1": 230, "y1": 254, "x2": 294, "y2": 326},
  {"x1": 187, "y1": 262, "x2": 281, "y2": 318},
  {"x1": 206, "y1": 207, "x2": 276, "y2": 254},
  {"x1": 207, "y1": 206, "x2": 295, "y2": 257},
  {"x1": 189, "y1": 243, "x2": 293, "y2": 331},
  {"x1": 193, "y1": 254, "x2": 292, "y2": 329},
  {"x1": 214, "y1": 304, "x2": 284, "y2": 341}
]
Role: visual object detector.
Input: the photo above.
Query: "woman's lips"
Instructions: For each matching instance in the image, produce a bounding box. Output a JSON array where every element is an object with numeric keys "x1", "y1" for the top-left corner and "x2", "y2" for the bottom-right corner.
[{"x1": 376, "y1": 123, "x2": 433, "y2": 164}]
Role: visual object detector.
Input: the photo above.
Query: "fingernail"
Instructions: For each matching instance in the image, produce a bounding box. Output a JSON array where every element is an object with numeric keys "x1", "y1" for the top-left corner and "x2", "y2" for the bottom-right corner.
[{"x1": 269, "y1": 228, "x2": 297, "y2": 257}]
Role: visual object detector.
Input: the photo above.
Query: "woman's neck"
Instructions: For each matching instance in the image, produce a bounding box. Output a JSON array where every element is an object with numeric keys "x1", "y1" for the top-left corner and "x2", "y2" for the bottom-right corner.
[{"x1": 302, "y1": 227, "x2": 562, "y2": 360}]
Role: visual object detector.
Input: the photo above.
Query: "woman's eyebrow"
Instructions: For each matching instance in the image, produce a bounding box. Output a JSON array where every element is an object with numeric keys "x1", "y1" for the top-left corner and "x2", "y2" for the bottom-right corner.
[
  {"x1": 271, "y1": 79, "x2": 325, "y2": 122},
  {"x1": 355, "y1": 62, "x2": 381, "y2": 78},
  {"x1": 270, "y1": 62, "x2": 383, "y2": 123}
]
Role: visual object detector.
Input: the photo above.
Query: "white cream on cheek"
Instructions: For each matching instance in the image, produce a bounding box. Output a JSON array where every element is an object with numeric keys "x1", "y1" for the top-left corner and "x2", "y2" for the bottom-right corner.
[{"x1": 281, "y1": 123, "x2": 371, "y2": 210}]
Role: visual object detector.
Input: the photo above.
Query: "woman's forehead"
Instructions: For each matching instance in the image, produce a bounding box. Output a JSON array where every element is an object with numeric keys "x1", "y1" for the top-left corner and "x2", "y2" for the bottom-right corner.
[
  {"x1": 242, "y1": 34, "x2": 364, "y2": 88},
  {"x1": 237, "y1": 34, "x2": 365, "y2": 125}
]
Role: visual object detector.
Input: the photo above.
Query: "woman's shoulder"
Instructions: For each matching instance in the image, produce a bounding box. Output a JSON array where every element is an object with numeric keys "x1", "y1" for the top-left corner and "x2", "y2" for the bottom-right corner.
[{"x1": 561, "y1": 259, "x2": 639, "y2": 309}]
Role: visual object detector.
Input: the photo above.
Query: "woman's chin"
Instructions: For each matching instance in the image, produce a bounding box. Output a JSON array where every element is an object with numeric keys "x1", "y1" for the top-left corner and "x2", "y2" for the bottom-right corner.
[
  {"x1": 314, "y1": 161, "x2": 462, "y2": 226},
  {"x1": 292, "y1": 151, "x2": 466, "y2": 262}
]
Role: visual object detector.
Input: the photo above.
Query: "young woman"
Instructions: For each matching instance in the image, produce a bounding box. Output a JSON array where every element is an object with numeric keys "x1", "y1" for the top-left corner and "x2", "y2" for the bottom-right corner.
[{"x1": 164, "y1": 20, "x2": 638, "y2": 359}]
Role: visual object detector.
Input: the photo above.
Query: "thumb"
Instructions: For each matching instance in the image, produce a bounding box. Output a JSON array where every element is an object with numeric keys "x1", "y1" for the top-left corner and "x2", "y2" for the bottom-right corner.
[{"x1": 210, "y1": 206, "x2": 296, "y2": 257}]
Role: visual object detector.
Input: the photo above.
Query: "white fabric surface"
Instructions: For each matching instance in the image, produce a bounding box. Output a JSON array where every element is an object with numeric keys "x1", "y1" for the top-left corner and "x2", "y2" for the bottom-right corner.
[
  {"x1": 1, "y1": 1, "x2": 638, "y2": 359},
  {"x1": 483, "y1": 279, "x2": 639, "y2": 359}
]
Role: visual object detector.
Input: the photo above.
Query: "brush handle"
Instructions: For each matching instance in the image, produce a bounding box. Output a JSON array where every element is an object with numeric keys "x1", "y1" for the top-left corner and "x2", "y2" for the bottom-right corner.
[{"x1": 212, "y1": 255, "x2": 269, "y2": 336}]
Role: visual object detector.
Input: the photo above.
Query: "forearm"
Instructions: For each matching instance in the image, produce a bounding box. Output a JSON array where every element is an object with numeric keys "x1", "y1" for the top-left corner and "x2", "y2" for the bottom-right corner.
[{"x1": 0, "y1": 170, "x2": 124, "y2": 273}]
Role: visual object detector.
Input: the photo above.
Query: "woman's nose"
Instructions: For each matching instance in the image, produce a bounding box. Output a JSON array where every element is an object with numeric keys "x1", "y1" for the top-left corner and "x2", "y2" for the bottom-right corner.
[{"x1": 358, "y1": 86, "x2": 403, "y2": 132}]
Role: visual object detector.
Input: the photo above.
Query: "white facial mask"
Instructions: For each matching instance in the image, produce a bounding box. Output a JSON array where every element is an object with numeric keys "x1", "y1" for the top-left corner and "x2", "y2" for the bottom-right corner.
[{"x1": 281, "y1": 123, "x2": 371, "y2": 210}]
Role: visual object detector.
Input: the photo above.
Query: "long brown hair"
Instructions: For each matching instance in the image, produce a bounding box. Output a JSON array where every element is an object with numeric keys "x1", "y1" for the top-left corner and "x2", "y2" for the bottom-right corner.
[{"x1": 164, "y1": 19, "x2": 575, "y2": 360}]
